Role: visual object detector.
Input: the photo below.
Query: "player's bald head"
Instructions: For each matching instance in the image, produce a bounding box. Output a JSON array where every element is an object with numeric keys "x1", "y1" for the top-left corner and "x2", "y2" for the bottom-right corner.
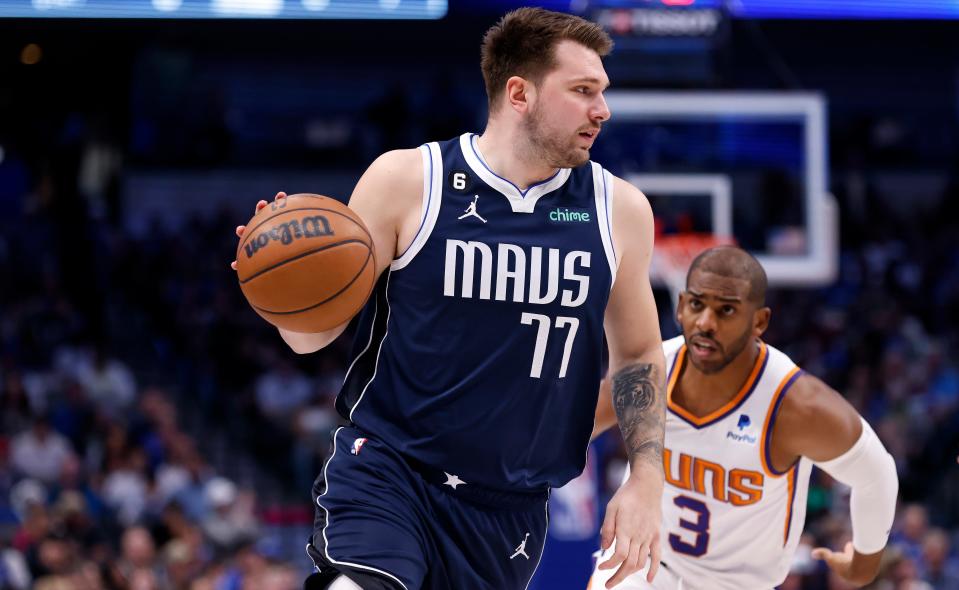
[{"x1": 686, "y1": 246, "x2": 767, "y2": 305}]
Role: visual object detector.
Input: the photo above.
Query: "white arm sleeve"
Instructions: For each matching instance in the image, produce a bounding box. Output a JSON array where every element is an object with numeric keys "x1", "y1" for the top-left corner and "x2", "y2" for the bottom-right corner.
[{"x1": 814, "y1": 417, "x2": 899, "y2": 555}]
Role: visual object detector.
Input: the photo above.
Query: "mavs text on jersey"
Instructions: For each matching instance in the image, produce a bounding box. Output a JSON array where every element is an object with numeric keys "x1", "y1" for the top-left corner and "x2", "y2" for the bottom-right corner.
[
  {"x1": 338, "y1": 133, "x2": 618, "y2": 492},
  {"x1": 308, "y1": 133, "x2": 627, "y2": 590}
]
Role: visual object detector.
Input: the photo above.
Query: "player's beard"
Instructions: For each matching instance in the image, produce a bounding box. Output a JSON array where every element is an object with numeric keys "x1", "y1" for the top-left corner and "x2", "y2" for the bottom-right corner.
[
  {"x1": 687, "y1": 327, "x2": 754, "y2": 375},
  {"x1": 522, "y1": 104, "x2": 589, "y2": 169}
]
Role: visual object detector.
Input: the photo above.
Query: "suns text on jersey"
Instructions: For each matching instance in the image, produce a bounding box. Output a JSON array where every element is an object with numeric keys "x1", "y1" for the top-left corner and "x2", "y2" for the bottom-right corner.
[{"x1": 665, "y1": 448, "x2": 765, "y2": 506}]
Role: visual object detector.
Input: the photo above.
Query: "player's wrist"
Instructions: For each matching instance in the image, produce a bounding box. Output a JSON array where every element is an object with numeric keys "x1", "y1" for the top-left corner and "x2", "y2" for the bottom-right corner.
[
  {"x1": 626, "y1": 460, "x2": 665, "y2": 487},
  {"x1": 846, "y1": 550, "x2": 882, "y2": 586}
]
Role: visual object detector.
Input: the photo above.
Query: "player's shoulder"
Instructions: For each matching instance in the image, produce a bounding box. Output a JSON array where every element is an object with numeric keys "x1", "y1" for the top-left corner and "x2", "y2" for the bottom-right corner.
[
  {"x1": 603, "y1": 171, "x2": 650, "y2": 213},
  {"x1": 599, "y1": 170, "x2": 654, "y2": 242},
  {"x1": 774, "y1": 370, "x2": 864, "y2": 461},
  {"x1": 758, "y1": 342, "x2": 831, "y2": 423},
  {"x1": 777, "y1": 370, "x2": 854, "y2": 432},
  {"x1": 367, "y1": 148, "x2": 424, "y2": 178},
  {"x1": 353, "y1": 148, "x2": 424, "y2": 203},
  {"x1": 662, "y1": 335, "x2": 685, "y2": 357},
  {"x1": 761, "y1": 341, "x2": 803, "y2": 375},
  {"x1": 783, "y1": 372, "x2": 833, "y2": 411}
]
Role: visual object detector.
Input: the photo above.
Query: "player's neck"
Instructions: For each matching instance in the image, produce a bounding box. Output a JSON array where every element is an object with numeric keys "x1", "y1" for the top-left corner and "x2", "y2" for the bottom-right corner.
[
  {"x1": 475, "y1": 126, "x2": 560, "y2": 190},
  {"x1": 675, "y1": 340, "x2": 762, "y2": 415}
]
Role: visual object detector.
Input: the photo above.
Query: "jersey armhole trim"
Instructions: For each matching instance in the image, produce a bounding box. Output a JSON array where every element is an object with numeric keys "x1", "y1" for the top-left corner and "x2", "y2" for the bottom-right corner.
[
  {"x1": 760, "y1": 367, "x2": 805, "y2": 477},
  {"x1": 392, "y1": 143, "x2": 442, "y2": 271},
  {"x1": 591, "y1": 162, "x2": 617, "y2": 284},
  {"x1": 783, "y1": 464, "x2": 800, "y2": 546}
]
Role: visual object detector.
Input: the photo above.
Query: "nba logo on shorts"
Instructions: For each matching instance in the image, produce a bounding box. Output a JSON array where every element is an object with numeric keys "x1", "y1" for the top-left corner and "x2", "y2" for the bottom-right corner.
[{"x1": 351, "y1": 438, "x2": 368, "y2": 455}]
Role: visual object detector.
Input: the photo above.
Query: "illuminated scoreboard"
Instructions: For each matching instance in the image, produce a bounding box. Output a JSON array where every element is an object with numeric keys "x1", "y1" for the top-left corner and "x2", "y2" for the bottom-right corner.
[
  {"x1": 3, "y1": 0, "x2": 959, "y2": 20},
  {"x1": 0, "y1": 0, "x2": 447, "y2": 19},
  {"x1": 580, "y1": 0, "x2": 728, "y2": 85},
  {"x1": 590, "y1": 0, "x2": 725, "y2": 37},
  {"x1": 488, "y1": 0, "x2": 959, "y2": 20},
  {"x1": 732, "y1": 0, "x2": 959, "y2": 19}
]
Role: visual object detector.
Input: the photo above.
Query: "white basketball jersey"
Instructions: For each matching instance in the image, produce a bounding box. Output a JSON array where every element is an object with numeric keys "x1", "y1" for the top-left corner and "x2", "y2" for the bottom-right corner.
[{"x1": 656, "y1": 335, "x2": 810, "y2": 590}]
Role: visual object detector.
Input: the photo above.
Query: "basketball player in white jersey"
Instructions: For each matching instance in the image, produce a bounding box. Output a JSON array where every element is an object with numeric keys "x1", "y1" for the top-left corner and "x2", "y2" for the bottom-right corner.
[{"x1": 588, "y1": 246, "x2": 898, "y2": 589}]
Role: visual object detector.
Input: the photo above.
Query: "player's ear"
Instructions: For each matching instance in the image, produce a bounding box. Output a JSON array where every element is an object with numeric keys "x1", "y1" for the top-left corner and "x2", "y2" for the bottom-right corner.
[
  {"x1": 505, "y1": 76, "x2": 532, "y2": 114},
  {"x1": 753, "y1": 306, "x2": 771, "y2": 337},
  {"x1": 676, "y1": 291, "x2": 686, "y2": 325}
]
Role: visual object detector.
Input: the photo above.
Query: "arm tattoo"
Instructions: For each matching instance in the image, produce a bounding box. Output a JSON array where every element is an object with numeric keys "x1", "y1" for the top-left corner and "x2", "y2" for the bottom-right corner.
[{"x1": 612, "y1": 363, "x2": 666, "y2": 469}]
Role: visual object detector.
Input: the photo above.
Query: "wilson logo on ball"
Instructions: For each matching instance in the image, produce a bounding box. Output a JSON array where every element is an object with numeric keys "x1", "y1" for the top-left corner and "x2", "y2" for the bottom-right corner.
[{"x1": 244, "y1": 215, "x2": 335, "y2": 258}]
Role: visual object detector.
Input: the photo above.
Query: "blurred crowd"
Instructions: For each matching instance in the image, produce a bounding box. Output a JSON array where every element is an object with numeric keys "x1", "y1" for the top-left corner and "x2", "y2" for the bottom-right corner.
[
  {"x1": 0, "y1": 365, "x2": 303, "y2": 589},
  {"x1": 0, "y1": 138, "x2": 340, "y2": 586}
]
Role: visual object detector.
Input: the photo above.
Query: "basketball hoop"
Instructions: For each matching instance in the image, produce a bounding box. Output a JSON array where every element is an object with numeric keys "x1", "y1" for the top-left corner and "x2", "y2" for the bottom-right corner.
[{"x1": 651, "y1": 233, "x2": 736, "y2": 313}]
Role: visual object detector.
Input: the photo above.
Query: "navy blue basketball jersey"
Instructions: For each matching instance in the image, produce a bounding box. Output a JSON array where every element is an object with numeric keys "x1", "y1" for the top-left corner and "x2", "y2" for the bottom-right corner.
[{"x1": 336, "y1": 133, "x2": 618, "y2": 492}]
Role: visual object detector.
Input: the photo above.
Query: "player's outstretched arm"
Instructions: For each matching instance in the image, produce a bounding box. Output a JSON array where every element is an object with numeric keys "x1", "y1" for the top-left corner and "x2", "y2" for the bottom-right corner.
[
  {"x1": 231, "y1": 149, "x2": 422, "y2": 354},
  {"x1": 773, "y1": 374, "x2": 899, "y2": 587},
  {"x1": 597, "y1": 177, "x2": 667, "y2": 589}
]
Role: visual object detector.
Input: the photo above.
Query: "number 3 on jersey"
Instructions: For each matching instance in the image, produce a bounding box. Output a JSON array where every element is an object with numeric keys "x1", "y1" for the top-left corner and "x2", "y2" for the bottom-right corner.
[
  {"x1": 520, "y1": 313, "x2": 579, "y2": 379},
  {"x1": 669, "y1": 495, "x2": 710, "y2": 557}
]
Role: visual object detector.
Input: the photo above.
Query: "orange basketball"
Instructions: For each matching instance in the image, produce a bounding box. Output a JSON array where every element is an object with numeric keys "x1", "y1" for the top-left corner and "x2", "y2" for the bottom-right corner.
[{"x1": 235, "y1": 194, "x2": 376, "y2": 333}]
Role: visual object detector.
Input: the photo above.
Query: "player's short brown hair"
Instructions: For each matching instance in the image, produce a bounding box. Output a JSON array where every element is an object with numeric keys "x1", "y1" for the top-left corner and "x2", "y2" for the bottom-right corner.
[{"x1": 480, "y1": 7, "x2": 613, "y2": 113}]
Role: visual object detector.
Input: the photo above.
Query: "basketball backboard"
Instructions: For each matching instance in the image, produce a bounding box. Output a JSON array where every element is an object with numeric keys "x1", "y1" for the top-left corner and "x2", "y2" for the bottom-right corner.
[{"x1": 594, "y1": 91, "x2": 838, "y2": 288}]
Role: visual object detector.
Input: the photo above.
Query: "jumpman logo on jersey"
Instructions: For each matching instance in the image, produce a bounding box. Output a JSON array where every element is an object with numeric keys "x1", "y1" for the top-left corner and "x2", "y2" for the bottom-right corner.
[
  {"x1": 457, "y1": 195, "x2": 487, "y2": 223},
  {"x1": 510, "y1": 533, "x2": 531, "y2": 560},
  {"x1": 443, "y1": 472, "x2": 466, "y2": 489}
]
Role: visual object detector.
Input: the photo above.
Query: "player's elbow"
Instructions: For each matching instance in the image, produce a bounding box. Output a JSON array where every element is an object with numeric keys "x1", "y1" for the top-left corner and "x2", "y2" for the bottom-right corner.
[
  {"x1": 845, "y1": 555, "x2": 883, "y2": 588},
  {"x1": 590, "y1": 407, "x2": 618, "y2": 441},
  {"x1": 279, "y1": 325, "x2": 345, "y2": 354},
  {"x1": 850, "y1": 572, "x2": 879, "y2": 587},
  {"x1": 590, "y1": 378, "x2": 618, "y2": 441},
  {"x1": 287, "y1": 340, "x2": 323, "y2": 355},
  {"x1": 590, "y1": 419, "x2": 615, "y2": 442}
]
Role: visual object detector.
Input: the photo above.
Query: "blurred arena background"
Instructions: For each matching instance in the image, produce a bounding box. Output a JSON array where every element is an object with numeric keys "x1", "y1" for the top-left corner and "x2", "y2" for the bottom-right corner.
[{"x1": 1, "y1": 1, "x2": 958, "y2": 588}]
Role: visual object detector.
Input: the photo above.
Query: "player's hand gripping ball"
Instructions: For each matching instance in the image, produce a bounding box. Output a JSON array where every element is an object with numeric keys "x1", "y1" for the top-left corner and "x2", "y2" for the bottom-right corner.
[{"x1": 235, "y1": 194, "x2": 376, "y2": 333}]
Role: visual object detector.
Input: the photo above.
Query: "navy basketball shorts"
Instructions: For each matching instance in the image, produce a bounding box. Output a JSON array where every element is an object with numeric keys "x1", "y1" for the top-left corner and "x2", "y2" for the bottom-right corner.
[{"x1": 305, "y1": 426, "x2": 549, "y2": 590}]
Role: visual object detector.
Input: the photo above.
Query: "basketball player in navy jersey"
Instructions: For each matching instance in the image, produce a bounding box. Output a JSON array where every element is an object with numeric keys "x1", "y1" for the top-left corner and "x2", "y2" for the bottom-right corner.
[{"x1": 233, "y1": 8, "x2": 667, "y2": 590}]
